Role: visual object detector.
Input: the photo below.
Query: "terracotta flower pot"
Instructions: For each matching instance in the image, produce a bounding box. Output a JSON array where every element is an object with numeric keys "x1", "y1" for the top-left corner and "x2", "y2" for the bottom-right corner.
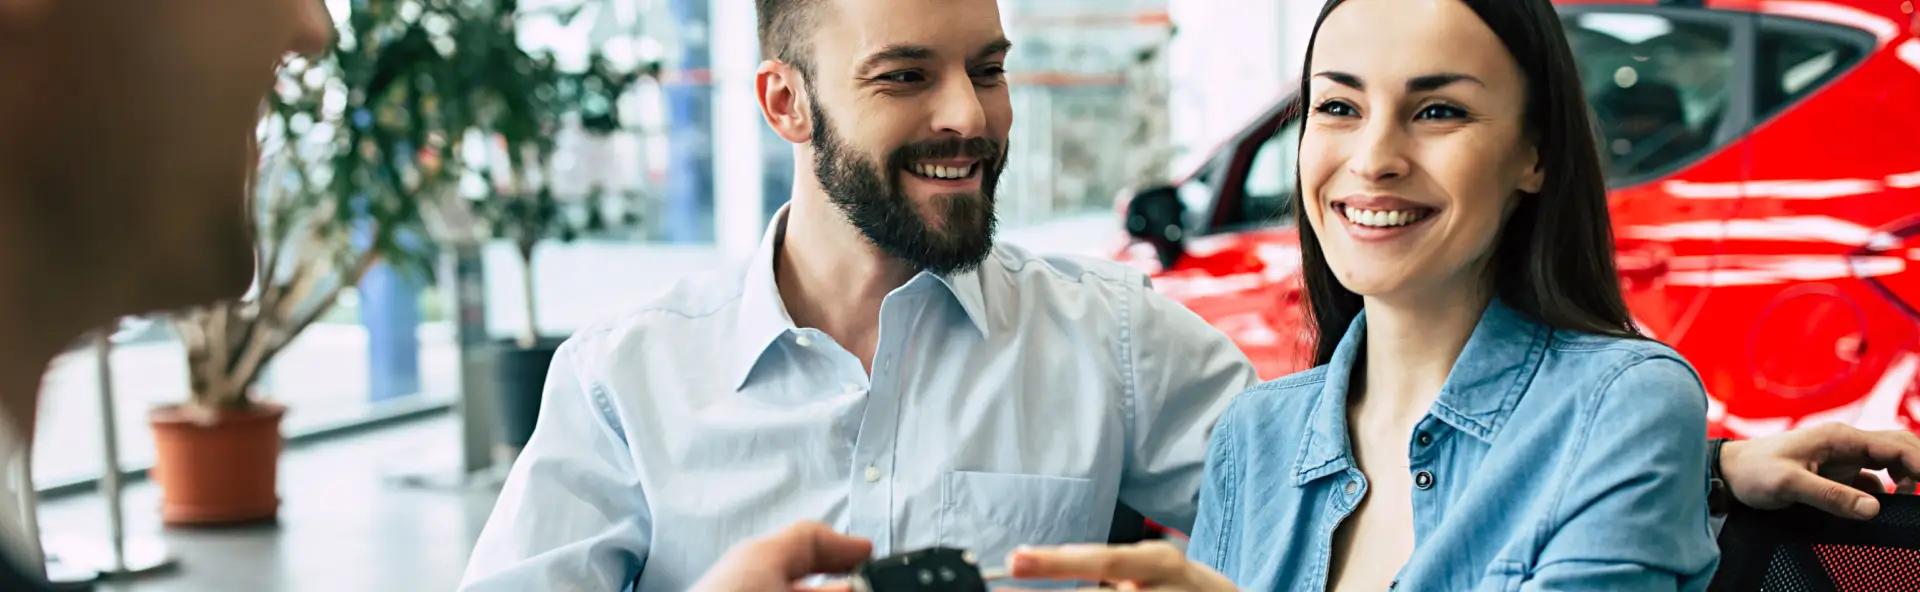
[{"x1": 148, "y1": 401, "x2": 286, "y2": 526}]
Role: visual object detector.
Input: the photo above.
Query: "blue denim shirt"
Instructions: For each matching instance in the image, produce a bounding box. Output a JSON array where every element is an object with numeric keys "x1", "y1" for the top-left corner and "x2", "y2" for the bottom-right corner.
[{"x1": 1188, "y1": 299, "x2": 1720, "y2": 591}]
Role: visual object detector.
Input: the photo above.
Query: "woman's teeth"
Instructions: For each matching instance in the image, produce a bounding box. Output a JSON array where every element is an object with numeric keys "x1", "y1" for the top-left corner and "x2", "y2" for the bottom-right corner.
[
  {"x1": 1346, "y1": 207, "x2": 1427, "y2": 228},
  {"x1": 911, "y1": 163, "x2": 974, "y2": 180}
]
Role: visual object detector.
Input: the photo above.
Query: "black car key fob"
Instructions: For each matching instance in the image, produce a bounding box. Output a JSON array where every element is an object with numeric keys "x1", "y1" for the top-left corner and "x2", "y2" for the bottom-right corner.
[{"x1": 849, "y1": 547, "x2": 991, "y2": 592}]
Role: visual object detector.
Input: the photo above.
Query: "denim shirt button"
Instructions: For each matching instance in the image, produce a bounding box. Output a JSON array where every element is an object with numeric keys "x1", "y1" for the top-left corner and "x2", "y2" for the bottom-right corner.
[
  {"x1": 1416, "y1": 432, "x2": 1433, "y2": 446},
  {"x1": 1414, "y1": 470, "x2": 1435, "y2": 490},
  {"x1": 1344, "y1": 480, "x2": 1359, "y2": 495}
]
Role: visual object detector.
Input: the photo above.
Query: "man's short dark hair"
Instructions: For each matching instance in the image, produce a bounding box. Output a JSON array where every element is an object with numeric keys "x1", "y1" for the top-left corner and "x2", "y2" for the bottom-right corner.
[{"x1": 758, "y1": 0, "x2": 822, "y2": 75}]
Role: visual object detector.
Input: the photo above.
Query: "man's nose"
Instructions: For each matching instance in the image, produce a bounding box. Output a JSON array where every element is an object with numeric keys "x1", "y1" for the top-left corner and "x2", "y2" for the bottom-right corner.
[
  {"x1": 289, "y1": 0, "x2": 336, "y2": 58},
  {"x1": 1346, "y1": 117, "x2": 1411, "y2": 182},
  {"x1": 929, "y1": 72, "x2": 988, "y2": 139}
]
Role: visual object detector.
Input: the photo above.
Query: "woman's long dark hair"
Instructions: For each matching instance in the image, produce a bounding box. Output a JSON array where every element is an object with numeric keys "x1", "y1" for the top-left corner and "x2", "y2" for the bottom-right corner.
[{"x1": 1296, "y1": 0, "x2": 1643, "y2": 366}]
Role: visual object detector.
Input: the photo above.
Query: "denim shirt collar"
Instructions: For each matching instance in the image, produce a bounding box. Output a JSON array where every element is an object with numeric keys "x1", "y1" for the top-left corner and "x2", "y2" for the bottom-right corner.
[
  {"x1": 1292, "y1": 297, "x2": 1553, "y2": 486},
  {"x1": 731, "y1": 205, "x2": 991, "y2": 391}
]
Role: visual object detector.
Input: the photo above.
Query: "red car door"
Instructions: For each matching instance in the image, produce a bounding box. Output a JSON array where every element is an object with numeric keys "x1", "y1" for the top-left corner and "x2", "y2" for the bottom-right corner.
[{"x1": 1694, "y1": 8, "x2": 1920, "y2": 438}]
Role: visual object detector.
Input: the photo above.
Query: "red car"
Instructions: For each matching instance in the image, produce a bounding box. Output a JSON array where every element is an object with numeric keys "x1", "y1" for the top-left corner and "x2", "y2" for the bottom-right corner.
[{"x1": 1114, "y1": 0, "x2": 1920, "y2": 442}]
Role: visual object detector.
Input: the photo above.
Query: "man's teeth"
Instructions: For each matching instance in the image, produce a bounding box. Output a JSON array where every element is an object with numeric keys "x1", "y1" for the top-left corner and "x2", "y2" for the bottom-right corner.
[
  {"x1": 911, "y1": 163, "x2": 973, "y2": 180},
  {"x1": 1346, "y1": 208, "x2": 1425, "y2": 227}
]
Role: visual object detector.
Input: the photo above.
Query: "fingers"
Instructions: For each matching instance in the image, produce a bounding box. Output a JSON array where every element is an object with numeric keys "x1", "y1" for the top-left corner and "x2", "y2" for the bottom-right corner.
[
  {"x1": 1007, "y1": 542, "x2": 1193, "y2": 586},
  {"x1": 1809, "y1": 425, "x2": 1920, "y2": 478},
  {"x1": 762, "y1": 521, "x2": 875, "y2": 579},
  {"x1": 1779, "y1": 468, "x2": 1881, "y2": 520}
]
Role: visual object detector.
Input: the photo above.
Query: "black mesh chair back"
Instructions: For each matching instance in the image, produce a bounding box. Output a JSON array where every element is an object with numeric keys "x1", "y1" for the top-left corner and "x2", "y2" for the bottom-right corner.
[{"x1": 1709, "y1": 492, "x2": 1920, "y2": 592}]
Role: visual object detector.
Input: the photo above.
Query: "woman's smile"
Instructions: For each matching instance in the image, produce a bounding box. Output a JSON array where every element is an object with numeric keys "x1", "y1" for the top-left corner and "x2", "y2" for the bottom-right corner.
[{"x1": 1330, "y1": 194, "x2": 1440, "y2": 243}]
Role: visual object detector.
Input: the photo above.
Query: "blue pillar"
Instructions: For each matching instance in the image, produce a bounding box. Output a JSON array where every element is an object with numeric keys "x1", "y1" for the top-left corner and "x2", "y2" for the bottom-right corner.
[
  {"x1": 353, "y1": 184, "x2": 423, "y2": 403},
  {"x1": 665, "y1": 0, "x2": 716, "y2": 243},
  {"x1": 361, "y1": 259, "x2": 422, "y2": 402}
]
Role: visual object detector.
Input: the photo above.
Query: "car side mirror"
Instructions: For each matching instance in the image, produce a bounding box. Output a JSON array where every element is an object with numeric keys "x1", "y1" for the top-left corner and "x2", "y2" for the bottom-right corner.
[{"x1": 1124, "y1": 185, "x2": 1186, "y2": 269}]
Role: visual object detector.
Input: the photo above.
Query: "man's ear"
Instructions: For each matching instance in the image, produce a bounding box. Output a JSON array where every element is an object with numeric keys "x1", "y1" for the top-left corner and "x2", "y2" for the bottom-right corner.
[{"x1": 758, "y1": 60, "x2": 812, "y2": 145}]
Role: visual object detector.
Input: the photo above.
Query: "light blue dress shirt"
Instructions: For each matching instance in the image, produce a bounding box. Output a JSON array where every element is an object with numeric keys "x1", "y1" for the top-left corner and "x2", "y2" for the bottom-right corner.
[
  {"x1": 1188, "y1": 299, "x2": 1721, "y2": 591},
  {"x1": 458, "y1": 210, "x2": 1259, "y2": 591}
]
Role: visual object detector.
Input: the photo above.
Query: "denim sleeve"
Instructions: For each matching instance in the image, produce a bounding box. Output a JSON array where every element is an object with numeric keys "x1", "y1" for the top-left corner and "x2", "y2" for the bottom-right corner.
[
  {"x1": 1522, "y1": 357, "x2": 1720, "y2": 592},
  {"x1": 1118, "y1": 286, "x2": 1261, "y2": 535},
  {"x1": 458, "y1": 339, "x2": 652, "y2": 592},
  {"x1": 1185, "y1": 397, "x2": 1244, "y2": 579}
]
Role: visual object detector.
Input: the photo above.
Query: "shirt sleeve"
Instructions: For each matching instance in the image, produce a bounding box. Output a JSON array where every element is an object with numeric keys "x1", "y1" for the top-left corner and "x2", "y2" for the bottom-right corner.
[
  {"x1": 1184, "y1": 397, "x2": 1245, "y2": 578},
  {"x1": 1117, "y1": 283, "x2": 1262, "y2": 535},
  {"x1": 1522, "y1": 356, "x2": 1721, "y2": 592},
  {"x1": 458, "y1": 338, "x2": 652, "y2": 592}
]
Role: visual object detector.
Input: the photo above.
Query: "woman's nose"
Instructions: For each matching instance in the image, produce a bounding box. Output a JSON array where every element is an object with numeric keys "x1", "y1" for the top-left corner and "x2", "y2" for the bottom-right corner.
[{"x1": 1346, "y1": 119, "x2": 1411, "y2": 182}]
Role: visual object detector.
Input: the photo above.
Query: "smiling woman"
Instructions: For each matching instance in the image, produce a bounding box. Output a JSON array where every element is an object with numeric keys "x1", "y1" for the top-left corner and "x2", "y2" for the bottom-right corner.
[{"x1": 1006, "y1": 0, "x2": 1722, "y2": 589}]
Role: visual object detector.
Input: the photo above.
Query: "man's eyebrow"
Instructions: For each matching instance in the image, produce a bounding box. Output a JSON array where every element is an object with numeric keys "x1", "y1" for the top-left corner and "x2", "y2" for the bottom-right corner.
[
  {"x1": 1311, "y1": 70, "x2": 1485, "y2": 93},
  {"x1": 857, "y1": 44, "x2": 935, "y2": 73},
  {"x1": 973, "y1": 37, "x2": 1013, "y2": 62}
]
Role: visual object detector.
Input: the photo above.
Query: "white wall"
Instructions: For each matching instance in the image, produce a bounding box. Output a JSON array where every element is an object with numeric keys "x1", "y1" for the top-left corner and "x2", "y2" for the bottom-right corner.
[
  {"x1": 1166, "y1": 0, "x2": 1290, "y2": 177},
  {"x1": 1162, "y1": 0, "x2": 1333, "y2": 177},
  {"x1": 709, "y1": 0, "x2": 767, "y2": 262}
]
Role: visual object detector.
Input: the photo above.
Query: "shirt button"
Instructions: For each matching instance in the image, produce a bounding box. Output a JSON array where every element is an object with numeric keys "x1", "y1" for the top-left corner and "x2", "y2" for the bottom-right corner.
[
  {"x1": 1344, "y1": 480, "x2": 1359, "y2": 495},
  {"x1": 1417, "y1": 433, "x2": 1433, "y2": 446},
  {"x1": 843, "y1": 382, "x2": 862, "y2": 395},
  {"x1": 864, "y1": 466, "x2": 882, "y2": 482},
  {"x1": 1414, "y1": 470, "x2": 1435, "y2": 490},
  {"x1": 795, "y1": 334, "x2": 814, "y2": 347}
]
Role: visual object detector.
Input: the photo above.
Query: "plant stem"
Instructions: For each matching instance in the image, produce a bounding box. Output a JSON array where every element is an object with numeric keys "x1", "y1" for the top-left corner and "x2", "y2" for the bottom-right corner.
[{"x1": 518, "y1": 242, "x2": 538, "y2": 349}]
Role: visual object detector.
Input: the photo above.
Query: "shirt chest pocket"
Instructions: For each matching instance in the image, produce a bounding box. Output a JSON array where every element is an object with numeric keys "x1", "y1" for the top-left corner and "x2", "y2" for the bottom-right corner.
[{"x1": 937, "y1": 471, "x2": 1097, "y2": 562}]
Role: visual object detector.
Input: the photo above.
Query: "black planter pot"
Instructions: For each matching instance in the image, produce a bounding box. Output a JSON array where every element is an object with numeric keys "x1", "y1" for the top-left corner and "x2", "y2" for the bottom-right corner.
[{"x1": 493, "y1": 337, "x2": 565, "y2": 449}]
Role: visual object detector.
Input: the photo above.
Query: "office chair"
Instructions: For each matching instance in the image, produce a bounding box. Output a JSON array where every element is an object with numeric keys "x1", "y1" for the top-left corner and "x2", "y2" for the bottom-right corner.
[{"x1": 1709, "y1": 492, "x2": 1920, "y2": 591}]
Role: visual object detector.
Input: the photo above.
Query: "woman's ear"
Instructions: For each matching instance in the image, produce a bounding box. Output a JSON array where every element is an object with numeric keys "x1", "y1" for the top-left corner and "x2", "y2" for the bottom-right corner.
[{"x1": 1517, "y1": 141, "x2": 1546, "y2": 195}]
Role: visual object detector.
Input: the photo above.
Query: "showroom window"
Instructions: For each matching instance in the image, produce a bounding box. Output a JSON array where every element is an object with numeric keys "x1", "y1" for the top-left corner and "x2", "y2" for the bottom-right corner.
[{"x1": 1564, "y1": 11, "x2": 1735, "y2": 181}]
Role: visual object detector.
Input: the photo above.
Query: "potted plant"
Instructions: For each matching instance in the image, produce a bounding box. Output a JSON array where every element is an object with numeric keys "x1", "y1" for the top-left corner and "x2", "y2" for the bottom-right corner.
[
  {"x1": 147, "y1": 0, "x2": 651, "y2": 524},
  {"x1": 146, "y1": 0, "x2": 512, "y2": 525},
  {"x1": 151, "y1": 46, "x2": 441, "y2": 525}
]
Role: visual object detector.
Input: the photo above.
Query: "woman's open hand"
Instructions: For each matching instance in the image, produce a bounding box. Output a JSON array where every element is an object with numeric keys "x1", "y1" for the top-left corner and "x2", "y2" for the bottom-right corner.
[{"x1": 1003, "y1": 541, "x2": 1239, "y2": 591}]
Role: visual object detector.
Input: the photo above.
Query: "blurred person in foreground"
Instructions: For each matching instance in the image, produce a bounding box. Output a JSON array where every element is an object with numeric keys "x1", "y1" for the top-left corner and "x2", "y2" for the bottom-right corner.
[
  {"x1": 0, "y1": 1, "x2": 872, "y2": 591},
  {"x1": 460, "y1": 0, "x2": 1920, "y2": 590}
]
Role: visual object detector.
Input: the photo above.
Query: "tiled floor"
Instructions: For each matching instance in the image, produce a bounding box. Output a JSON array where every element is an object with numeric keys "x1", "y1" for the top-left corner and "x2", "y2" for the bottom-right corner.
[{"x1": 37, "y1": 416, "x2": 501, "y2": 592}]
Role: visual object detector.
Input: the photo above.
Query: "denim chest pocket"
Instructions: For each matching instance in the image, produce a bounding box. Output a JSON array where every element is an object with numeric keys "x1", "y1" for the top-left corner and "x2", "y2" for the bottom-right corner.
[{"x1": 937, "y1": 471, "x2": 1097, "y2": 563}]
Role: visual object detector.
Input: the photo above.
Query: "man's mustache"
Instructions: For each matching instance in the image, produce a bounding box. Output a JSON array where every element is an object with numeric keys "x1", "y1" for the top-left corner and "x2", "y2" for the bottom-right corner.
[{"x1": 891, "y1": 137, "x2": 1002, "y2": 165}]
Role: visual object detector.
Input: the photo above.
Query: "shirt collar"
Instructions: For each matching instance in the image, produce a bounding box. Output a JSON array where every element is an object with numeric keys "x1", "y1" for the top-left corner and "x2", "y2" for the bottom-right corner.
[
  {"x1": 1292, "y1": 298, "x2": 1550, "y2": 485},
  {"x1": 729, "y1": 206, "x2": 992, "y2": 391},
  {"x1": 930, "y1": 264, "x2": 991, "y2": 337},
  {"x1": 731, "y1": 209, "x2": 799, "y2": 392}
]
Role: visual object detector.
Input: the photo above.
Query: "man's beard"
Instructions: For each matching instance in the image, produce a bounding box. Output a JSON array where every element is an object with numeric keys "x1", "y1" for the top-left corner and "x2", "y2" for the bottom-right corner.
[{"x1": 810, "y1": 101, "x2": 1005, "y2": 276}]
